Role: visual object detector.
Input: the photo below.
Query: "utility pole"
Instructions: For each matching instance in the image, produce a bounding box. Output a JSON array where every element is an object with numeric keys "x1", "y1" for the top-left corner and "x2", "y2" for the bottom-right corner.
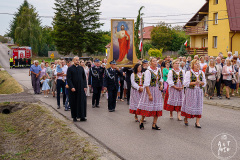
[{"x1": 140, "y1": 18, "x2": 143, "y2": 59}]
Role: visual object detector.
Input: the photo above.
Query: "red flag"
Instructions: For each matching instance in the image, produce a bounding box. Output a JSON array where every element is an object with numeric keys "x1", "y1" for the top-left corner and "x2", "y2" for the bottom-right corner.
[
  {"x1": 139, "y1": 40, "x2": 143, "y2": 52},
  {"x1": 184, "y1": 40, "x2": 188, "y2": 47}
]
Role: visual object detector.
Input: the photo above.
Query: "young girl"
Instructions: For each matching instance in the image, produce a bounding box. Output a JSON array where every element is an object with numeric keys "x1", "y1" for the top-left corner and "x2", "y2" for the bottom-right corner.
[
  {"x1": 40, "y1": 75, "x2": 50, "y2": 97},
  {"x1": 56, "y1": 59, "x2": 65, "y2": 82}
]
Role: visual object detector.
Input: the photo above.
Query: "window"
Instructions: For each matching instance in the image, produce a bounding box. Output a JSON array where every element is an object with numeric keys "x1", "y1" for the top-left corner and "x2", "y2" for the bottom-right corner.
[
  {"x1": 213, "y1": 36, "x2": 217, "y2": 48},
  {"x1": 214, "y1": 13, "x2": 218, "y2": 24},
  {"x1": 204, "y1": 16, "x2": 208, "y2": 31},
  {"x1": 214, "y1": 0, "x2": 219, "y2": 5}
]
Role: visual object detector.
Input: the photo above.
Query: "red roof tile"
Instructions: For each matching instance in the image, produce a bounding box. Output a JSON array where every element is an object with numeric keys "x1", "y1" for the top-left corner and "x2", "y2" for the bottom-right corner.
[
  {"x1": 226, "y1": 0, "x2": 240, "y2": 31},
  {"x1": 139, "y1": 26, "x2": 154, "y2": 39}
]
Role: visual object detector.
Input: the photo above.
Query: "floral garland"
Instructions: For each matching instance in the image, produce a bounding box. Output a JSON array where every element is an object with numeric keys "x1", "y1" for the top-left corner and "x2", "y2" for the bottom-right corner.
[
  {"x1": 150, "y1": 69, "x2": 162, "y2": 87},
  {"x1": 172, "y1": 70, "x2": 183, "y2": 85},
  {"x1": 189, "y1": 71, "x2": 203, "y2": 89}
]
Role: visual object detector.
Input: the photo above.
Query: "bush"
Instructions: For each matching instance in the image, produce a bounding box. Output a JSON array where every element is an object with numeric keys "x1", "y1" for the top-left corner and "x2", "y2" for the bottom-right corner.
[{"x1": 148, "y1": 48, "x2": 163, "y2": 58}]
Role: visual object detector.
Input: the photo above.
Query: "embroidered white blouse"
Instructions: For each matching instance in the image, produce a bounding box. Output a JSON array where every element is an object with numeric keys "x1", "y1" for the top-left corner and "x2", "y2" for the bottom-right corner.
[
  {"x1": 130, "y1": 72, "x2": 144, "y2": 91},
  {"x1": 167, "y1": 69, "x2": 185, "y2": 87},
  {"x1": 184, "y1": 69, "x2": 206, "y2": 88},
  {"x1": 143, "y1": 66, "x2": 163, "y2": 87}
]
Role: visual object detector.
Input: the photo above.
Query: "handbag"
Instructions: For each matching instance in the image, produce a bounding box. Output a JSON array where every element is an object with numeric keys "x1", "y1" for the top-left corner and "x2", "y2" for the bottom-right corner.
[
  {"x1": 232, "y1": 74, "x2": 237, "y2": 84},
  {"x1": 231, "y1": 66, "x2": 237, "y2": 84}
]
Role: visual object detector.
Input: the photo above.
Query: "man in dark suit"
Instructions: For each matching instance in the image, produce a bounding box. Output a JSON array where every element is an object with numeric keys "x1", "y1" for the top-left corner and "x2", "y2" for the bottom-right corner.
[
  {"x1": 122, "y1": 67, "x2": 133, "y2": 105},
  {"x1": 88, "y1": 59, "x2": 105, "y2": 108},
  {"x1": 103, "y1": 60, "x2": 123, "y2": 112}
]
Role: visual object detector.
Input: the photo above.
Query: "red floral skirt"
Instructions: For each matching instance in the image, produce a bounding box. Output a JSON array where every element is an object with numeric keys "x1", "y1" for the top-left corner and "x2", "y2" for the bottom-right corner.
[
  {"x1": 136, "y1": 109, "x2": 162, "y2": 117},
  {"x1": 164, "y1": 86, "x2": 181, "y2": 112},
  {"x1": 129, "y1": 109, "x2": 136, "y2": 114},
  {"x1": 181, "y1": 111, "x2": 202, "y2": 118}
]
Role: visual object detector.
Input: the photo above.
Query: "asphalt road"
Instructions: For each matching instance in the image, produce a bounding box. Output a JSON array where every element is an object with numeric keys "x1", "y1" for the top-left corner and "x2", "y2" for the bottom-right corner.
[{"x1": 0, "y1": 43, "x2": 240, "y2": 160}]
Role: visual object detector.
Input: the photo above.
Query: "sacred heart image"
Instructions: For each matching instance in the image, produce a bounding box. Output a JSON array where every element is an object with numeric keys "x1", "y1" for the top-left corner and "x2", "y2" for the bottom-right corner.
[{"x1": 111, "y1": 19, "x2": 134, "y2": 65}]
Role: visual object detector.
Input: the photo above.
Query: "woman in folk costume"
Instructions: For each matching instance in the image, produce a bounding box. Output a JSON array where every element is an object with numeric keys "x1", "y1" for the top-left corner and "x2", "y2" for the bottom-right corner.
[
  {"x1": 129, "y1": 63, "x2": 144, "y2": 122},
  {"x1": 181, "y1": 59, "x2": 206, "y2": 128},
  {"x1": 164, "y1": 60, "x2": 185, "y2": 121},
  {"x1": 137, "y1": 57, "x2": 163, "y2": 130}
]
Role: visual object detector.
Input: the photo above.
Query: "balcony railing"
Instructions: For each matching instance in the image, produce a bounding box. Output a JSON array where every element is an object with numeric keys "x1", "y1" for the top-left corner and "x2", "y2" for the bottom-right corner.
[
  {"x1": 185, "y1": 26, "x2": 208, "y2": 35},
  {"x1": 187, "y1": 48, "x2": 208, "y2": 56}
]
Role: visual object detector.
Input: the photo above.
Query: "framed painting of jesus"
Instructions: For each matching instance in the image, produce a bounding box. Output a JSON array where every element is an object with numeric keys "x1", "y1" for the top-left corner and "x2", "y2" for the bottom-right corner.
[{"x1": 107, "y1": 19, "x2": 138, "y2": 67}]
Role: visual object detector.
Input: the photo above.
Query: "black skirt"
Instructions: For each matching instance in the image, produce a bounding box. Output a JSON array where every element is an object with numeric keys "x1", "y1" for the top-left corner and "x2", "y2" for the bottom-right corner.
[{"x1": 223, "y1": 80, "x2": 232, "y2": 87}]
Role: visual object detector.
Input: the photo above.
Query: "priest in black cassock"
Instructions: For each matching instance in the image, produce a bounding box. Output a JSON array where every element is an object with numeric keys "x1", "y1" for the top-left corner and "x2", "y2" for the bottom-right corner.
[{"x1": 67, "y1": 56, "x2": 87, "y2": 122}]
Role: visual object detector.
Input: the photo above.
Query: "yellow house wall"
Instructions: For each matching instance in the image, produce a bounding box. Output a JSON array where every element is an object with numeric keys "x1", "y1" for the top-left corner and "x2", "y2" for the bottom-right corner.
[
  {"x1": 231, "y1": 32, "x2": 240, "y2": 56},
  {"x1": 190, "y1": 35, "x2": 208, "y2": 48},
  {"x1": 208, "y1": 0, "x2": 231, "y2": 57}
]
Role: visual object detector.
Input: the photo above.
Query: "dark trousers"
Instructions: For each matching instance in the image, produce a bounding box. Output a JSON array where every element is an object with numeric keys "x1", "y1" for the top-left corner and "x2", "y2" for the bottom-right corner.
[
  {"x1": 126, "y1": 81, "x2": 131, "y2": 102},
  {"x1": 108, "y1": 87, "x2": 118, "y2": 111},
  {"x1": 120, "y1": 80, "x2": 124, "y2": 99},
  {"x1": 92, "y1": 86, "x2": 102, "y2": 106},
  {"x1": 32, "y1": 74, "x2": 40, "y2": 94},
  {"x1": 10, "y1": 62, "x2": 13, "y2": 68},
  {"x1": 57, "y1": 79, "x2": 66, "y2": 106},
  {"x1": 215, "y1": 79, "x2": 222, "y2": 96}
]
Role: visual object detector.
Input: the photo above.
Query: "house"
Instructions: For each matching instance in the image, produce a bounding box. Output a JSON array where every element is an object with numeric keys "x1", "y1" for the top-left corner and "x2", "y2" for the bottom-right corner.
[
  {"x1": 184, "y1": 0, "x2": 240, "y2": 57},
  {"x1": 139, "y1": 26, "x2": 154, "y2": 44}
]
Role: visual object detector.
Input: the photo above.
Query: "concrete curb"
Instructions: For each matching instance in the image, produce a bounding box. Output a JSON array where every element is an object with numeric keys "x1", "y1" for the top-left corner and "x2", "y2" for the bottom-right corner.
[{"x1": 203, "y1": 100, "x2": 240, "y2": 110}]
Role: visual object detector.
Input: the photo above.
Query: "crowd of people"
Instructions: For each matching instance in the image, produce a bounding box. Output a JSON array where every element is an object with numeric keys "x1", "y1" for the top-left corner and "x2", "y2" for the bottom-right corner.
[{"x1": 29, "y1": 51, "x2": 240, "y2": 130}]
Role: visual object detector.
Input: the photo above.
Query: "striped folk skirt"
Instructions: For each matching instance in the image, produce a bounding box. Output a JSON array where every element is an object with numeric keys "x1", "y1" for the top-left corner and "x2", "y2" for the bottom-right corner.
[
  {"x1": 181, "y1": 87, "x2": 203, "y2": 118},
  {"x1": 136, "y1": 85, "x2": 163, "y2": 117},
  {"x1": 129, "y1": 88, "x2": 143, "y2": 114}
]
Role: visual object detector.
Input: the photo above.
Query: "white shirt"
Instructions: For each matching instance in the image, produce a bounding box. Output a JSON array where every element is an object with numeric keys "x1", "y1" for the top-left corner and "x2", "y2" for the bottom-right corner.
[
  {"x1": 131, "y1": 73, "x2": 143, "y2": 91},
  {"x1": 54, "y1": 65, "x2": 68, "y2": 80},
  {"x1": 200, "y1": 62, "x2": 207, "y2": 70},
  {"x1": 208, "y1": 66, "x2": 217, "y2": 80},
  {"x1": 143, "y1": 66, "x2": 163, "y2": 87},
  {"x1": 167, "y1": 69, "x2": 185, "y2": 87},
  {"x1": 184, "y1": 69, "x2": 206, "y2": 88},
  {"x1": 226, "y1": 66, "x2": 233, "y2": 80}
]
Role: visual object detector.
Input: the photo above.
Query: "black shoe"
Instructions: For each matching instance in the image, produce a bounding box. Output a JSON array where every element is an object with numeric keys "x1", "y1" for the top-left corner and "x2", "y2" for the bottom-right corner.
[
  {"x1": 80, "y1": 118, "x2": 87, "y2": 121},
  {"x1": 112, "y1": 109, "x2": 115, "y2": 112},
  {"x1": 73, "y1": 118, "x2": 77, "y2": 122},
  {"x1": 57, "y1": 105, "x2": 60, "y2": 109},
  {"x1": 195, "y1": 123, "x2": 201, "y2": 128},
  {"x1": 92, "y1": 105, "x2": 95, "y2": 108},
  {"x1": 139, "y1": 122, "x2": 144, "y2": 130},
  {"x1": 96, "y1": 105, "x2": 100, "y2": 108},
  {"x1": 109, "y1": 110, "x2": 114, "y2": 112},
  {"x1": 152, "y1": 124, "x2": 161, "y2": 130}
]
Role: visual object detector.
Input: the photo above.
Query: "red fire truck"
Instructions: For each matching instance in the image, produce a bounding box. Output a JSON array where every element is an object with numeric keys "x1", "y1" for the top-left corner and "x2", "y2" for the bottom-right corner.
[
  {"x1": 11, "y1": 46, "x2": 32, "y2": 59},
  {"x1": 10, "y1": 46, "x2": 32, "y2": 68}
]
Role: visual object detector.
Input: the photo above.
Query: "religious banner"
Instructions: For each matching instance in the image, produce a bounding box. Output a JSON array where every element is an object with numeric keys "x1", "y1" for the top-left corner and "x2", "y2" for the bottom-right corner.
[{"x1": 107, "y1": 19, "x2": 138, "y2": 67}]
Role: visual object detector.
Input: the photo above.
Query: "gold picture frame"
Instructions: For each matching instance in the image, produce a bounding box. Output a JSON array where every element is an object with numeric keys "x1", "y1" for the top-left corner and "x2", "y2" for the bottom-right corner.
[{"x1": 107, "y1": 19, "x2": 138, "y2": 68}]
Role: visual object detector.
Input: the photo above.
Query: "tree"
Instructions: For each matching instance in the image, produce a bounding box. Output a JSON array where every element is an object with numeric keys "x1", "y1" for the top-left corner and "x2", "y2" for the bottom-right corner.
[
  {"x1": 178, "y1": 44, "x2": 187, "y2": 56},
  {"x1": 15, "y1": 5, "x2": 42, "y2": 53},
  {"x1": 148, "y1": 48, "x2": 163, "y2": 58},
  {"x1": 7, "y1": 0, "x2": 30, "y2": 43},
  {"x1": 53, "y1": 0, "x2": 103, "y2": 56},
  {"x1": 134, "y1": 6, "x2": 144, "y2": 59},
  {"x1": 38, "y1": 26, "x2": 56, "y2": 56},
  {"x1": 151, "y1": 22, "x2": 174, "y2": 51}
]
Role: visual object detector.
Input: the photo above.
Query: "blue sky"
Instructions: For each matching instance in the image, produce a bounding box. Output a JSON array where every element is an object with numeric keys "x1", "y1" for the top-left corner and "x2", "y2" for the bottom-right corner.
[{"x1": 0, "y1": 0, "x2": 206, "y2": 36}]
